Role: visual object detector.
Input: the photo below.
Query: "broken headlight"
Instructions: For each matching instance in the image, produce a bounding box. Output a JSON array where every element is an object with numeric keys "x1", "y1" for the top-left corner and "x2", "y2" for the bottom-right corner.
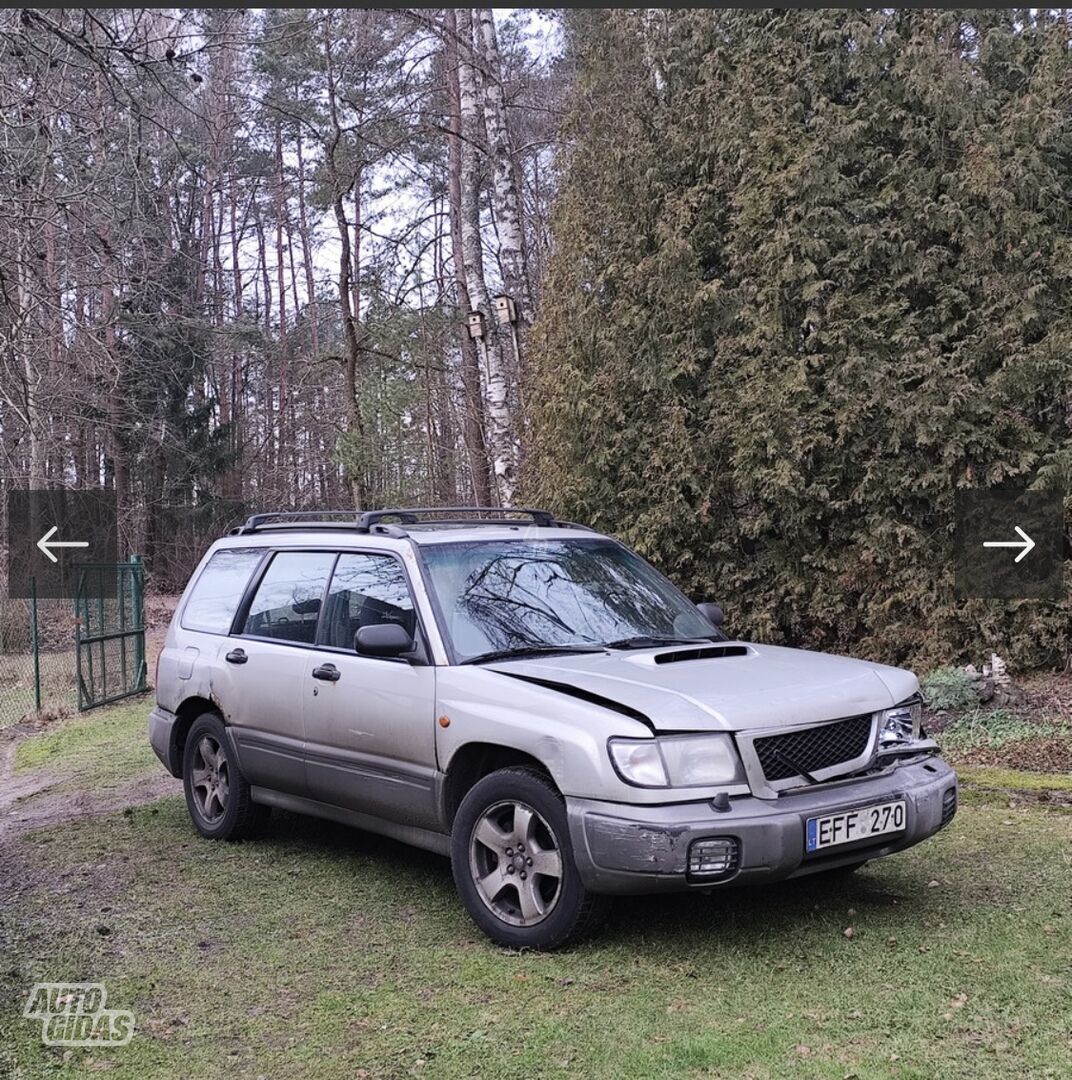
[{"x1": 878, "y1": 695, "x2": 923, "y2": 749}]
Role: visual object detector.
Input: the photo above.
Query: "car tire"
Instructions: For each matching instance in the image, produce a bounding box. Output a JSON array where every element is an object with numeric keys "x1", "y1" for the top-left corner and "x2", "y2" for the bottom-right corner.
[
  {"x1": 451, "y1": 766, "x2": 607, "y2": 950},
  {"x1": 182, "y1": 712, "x2": 268, "y2": 841}
]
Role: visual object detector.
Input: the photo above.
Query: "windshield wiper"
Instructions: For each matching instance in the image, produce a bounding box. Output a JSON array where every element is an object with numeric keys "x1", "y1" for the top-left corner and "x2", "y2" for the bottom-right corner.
[
  {"x1": 602, "y1": 635, "x2": 714, "y2": 650},
  {"x1": 461, "y1": 644, "x2": 605, "y2": 665}
]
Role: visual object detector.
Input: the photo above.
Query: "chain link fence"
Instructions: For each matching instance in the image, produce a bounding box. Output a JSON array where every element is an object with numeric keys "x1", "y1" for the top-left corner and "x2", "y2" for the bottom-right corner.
[{"x1": 0, "y1": 580, "x2": 77, "y2": 728}]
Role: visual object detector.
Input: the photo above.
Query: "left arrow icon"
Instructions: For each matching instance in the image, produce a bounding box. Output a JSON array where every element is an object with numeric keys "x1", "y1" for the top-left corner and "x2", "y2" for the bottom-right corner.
[{"x1": 37, "y1": 525, "x2": 90, "y2": 564}]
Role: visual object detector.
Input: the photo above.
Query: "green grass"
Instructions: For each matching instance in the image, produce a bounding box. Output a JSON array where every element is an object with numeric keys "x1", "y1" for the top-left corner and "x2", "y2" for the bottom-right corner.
[
  {"x1": 956, "y1": 765, "x2": 1072, "y2": 794},
  {"x1": 1, "y1": 704, "x2": 1071, "y2": 1079},
  {"x1": 14, "y1": 697, "x2": 155, "y2": 791},
  {"x1": 938, "y1": 709, "x2": 1064, "y2": 754}
]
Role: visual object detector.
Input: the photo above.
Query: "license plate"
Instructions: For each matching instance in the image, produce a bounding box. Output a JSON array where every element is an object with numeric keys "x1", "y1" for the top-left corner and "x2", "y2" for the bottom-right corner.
[{"x1": 806, "y1": 799, "x2": 906, "y2": 853}]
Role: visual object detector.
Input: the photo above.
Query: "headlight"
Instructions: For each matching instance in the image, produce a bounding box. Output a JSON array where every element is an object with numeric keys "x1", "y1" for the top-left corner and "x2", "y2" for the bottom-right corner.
[
  {"x1": 608, "y1": 734, "x2": 744, "y2": 788},
  {"x1": 607, "y1": 740, "x2": 668, "y2": 786},
  {"x1": 878, "y1": 695, "x2": 923, "y2": 749}
]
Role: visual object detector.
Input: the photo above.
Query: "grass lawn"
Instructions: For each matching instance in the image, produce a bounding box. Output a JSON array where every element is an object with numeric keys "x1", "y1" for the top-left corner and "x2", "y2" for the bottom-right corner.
[
  {"x1": 13, "y1": 700, "x2": 156, "y2": 792},
  {"x1": 1, "y1": 702, "x2": 1070, "y2": 1079}
]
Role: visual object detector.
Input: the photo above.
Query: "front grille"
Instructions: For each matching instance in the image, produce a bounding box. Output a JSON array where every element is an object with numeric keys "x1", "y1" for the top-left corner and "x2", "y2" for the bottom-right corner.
[
  {"x1": 754, "y1": 714, "x2": 874, "y2": 782},
  {"x1": 940, "y1": 786, "x2": 957, "y2": 827}
]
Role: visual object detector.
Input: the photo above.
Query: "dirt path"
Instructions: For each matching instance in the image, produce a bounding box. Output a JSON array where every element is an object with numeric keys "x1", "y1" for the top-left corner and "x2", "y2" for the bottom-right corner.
[{"x1": 0, "y1": 726, "x2": 180, "y2": 842}]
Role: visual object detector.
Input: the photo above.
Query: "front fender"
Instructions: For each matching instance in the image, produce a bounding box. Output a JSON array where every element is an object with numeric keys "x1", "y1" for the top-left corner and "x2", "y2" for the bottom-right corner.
[{"x1": 435, "y1": 667, "x2": 669, "y2": 804}]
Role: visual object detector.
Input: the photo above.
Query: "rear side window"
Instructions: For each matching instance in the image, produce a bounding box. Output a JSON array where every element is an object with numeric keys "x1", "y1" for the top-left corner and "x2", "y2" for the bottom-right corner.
[
  {"x1": 241, "y1": 551, "x2": 336, "y2": 645},
  {"x1": 181, "y1": 548, "x2": 264, "y2": 634}
]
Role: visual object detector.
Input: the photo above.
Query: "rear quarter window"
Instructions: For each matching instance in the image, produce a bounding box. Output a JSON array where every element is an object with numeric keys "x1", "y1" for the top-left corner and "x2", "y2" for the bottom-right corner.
[{"x1": 180, "y1": 548, "x2": 264, "y2": 634}]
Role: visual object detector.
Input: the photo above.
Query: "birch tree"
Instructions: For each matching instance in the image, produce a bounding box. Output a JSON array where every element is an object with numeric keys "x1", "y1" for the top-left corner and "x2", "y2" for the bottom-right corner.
[
  {"x1": 444, "y1": 8, "x2": 492, "y2": 506},
  {"x1": 474, "y1": 8, "x2": 532, "y2": 318},
  {"x1": 456, "y1": 8, "x2": 518, "y2": 505}
]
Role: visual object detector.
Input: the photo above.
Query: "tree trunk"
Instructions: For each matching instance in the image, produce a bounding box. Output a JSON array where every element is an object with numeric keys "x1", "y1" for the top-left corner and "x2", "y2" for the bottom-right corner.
[
  {"x1": 325, "y1": 28, "x2": 367, "y2": 510},
  {"x1": 445, "y1": 9, "x2": 492, "y2": 506},
  {"x1": 274, "y1": 121, "x2": 290, "y2": 496},
  {"x1": 295, "y1": 131, "x2": 319, "y2": 356},
  {"x1": 474, "y1": 8, "x2": 532, "y2": 317},
  {"x1": 457, "y1": 8, "x2": 517, "y2": 506},
  {"x1": 225, "y1": 170, "x2": 244, "y2": 501}
]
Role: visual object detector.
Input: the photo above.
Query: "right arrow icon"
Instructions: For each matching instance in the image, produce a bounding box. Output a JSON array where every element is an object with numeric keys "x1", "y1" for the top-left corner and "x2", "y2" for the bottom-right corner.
[{"x1": 982, "y1": 525, "x2": 1035, "y2": 563}]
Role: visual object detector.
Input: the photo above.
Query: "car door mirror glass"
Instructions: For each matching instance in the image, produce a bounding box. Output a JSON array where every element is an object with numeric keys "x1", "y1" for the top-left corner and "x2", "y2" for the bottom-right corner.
[{"x1": 354, "y1": 622, "x2": 414, "y2": 657}]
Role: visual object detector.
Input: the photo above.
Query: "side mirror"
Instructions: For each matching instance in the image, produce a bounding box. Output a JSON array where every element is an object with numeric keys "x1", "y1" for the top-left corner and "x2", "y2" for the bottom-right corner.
[
  {"x1": 697, "y1": 602, "x2": 724, "y2": 629},
  {"x1": 354, "y1": 623, "x2": 414, "y2": 658}
]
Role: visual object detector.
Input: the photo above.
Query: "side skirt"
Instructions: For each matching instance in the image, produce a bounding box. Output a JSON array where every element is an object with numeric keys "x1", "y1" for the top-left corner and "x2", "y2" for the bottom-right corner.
[{"x1": 249, "y1": 786, "x2": 451, "y2": 858}]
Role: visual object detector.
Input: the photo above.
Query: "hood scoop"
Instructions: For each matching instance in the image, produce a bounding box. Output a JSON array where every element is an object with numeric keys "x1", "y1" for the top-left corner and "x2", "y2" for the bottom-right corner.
[{"x1": 654, "y1": 644, "x2": 749, "y2": 665}]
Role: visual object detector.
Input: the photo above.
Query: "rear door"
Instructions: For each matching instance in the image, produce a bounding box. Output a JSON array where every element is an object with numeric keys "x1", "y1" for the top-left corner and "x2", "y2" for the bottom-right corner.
[
  {"x1": 302, "y1": 551, "x2": 438, "y2": 830},
  {"x1": 218, "y1": 549, "x2": 336, "y2": 795}
]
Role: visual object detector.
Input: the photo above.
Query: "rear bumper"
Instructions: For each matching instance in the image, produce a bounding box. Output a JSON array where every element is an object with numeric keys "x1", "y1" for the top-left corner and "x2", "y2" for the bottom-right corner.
[
  {"x1": 148, "y1": 705, "x2": 181, "y2": 776},
  {"x1": 566, "y1": 755, "x2": 956, "y2": 895}
]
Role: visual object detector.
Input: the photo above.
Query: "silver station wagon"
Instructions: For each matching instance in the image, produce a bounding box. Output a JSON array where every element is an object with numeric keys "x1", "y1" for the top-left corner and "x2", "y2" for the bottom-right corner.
[{"x1": 150, "y1": 507, "x2": 957, "y2": 948}]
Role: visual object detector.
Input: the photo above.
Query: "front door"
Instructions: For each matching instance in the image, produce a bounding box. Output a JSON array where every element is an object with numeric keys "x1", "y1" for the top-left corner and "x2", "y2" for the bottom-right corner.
[
  {"x1": 221, "y1": 549, "x2": 337, "y2": 794},
  {"x1": 303, "y1": 551, "x2": 438, "y2": 830}
]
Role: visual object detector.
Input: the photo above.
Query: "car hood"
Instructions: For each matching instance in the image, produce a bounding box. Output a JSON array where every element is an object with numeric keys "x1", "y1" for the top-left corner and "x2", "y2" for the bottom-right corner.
[{"x1": 487, "y1": 642, "x2": 917, "y2": 732}]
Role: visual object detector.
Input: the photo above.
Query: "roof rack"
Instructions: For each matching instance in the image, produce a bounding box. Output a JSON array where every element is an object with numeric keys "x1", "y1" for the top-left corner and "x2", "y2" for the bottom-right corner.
[{"x1": 230, "y1": 506, "x2": 567, "y2": 536}]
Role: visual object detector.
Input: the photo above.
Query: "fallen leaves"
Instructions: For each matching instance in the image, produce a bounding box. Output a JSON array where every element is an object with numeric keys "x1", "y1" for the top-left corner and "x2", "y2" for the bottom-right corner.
[{"x1": 943, "y1": 991, "x2": 969, "y2": 1020}]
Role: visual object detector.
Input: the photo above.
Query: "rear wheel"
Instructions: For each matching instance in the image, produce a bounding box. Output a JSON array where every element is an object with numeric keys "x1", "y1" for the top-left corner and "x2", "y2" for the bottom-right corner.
[
  {"x1": 182, "y1": 712, "x2": 268, "y2": 841},
  {"x1": 451, "y1": 767, "x2": 606, "y2": 950}
]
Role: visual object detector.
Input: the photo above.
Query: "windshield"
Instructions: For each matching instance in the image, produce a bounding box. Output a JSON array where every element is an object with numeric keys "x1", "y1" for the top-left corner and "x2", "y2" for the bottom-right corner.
[{"x1": 420, "y1": 537, "x2": 718, "y2": 662}]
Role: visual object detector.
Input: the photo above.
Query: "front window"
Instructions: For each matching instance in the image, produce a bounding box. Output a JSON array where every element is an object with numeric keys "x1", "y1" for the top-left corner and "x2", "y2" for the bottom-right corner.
[
  {"x1": 420, "y1": 537, "x2": 718, "y2": 662},
  {"x1": 321, "y1": 553, "x2": 416, "y2": 649}
]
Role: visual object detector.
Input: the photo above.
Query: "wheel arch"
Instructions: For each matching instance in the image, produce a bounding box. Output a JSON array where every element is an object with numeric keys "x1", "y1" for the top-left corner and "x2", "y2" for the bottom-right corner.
[
  {"x1": 170, "y1": 695, "x2": 222, "y2": 775},
  {"x1": 442, "y1": 742, "x2": 557, "y2": 829}
]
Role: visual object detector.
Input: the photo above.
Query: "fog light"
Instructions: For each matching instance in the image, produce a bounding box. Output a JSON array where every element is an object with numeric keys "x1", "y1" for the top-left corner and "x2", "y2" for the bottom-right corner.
[{"x1": 687, "y1": 837, "x2": 739, "y2": 879}]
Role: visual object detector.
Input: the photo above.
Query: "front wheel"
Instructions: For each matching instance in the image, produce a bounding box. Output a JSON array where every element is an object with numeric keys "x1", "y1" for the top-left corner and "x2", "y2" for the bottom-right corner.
[{"x1": 451, "y1": 767, "x2": 607, "y2": 950}]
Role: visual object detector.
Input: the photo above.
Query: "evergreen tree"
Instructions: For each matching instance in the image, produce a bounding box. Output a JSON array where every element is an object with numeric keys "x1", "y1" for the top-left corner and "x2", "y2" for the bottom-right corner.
[{"x1": 531, "y1": 9, "x2": 1072, "y2": 668}]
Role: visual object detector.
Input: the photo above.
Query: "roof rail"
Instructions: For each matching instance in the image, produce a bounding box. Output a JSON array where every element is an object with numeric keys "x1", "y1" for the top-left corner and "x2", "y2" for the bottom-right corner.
[
  {"x1": 230, "y1": 506, "x2": 565, "y2": 536},
  {"x1": 231, "y1": 510, "x2": 366, "y2": 535},
  {"x1": 357, "y1": 507, "x2": 558, "y2": 530}
]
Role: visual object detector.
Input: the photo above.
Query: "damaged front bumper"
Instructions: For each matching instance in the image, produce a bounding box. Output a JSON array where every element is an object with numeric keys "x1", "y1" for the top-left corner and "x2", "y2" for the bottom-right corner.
[{"x1": 566, "y1": 755, "x2": 956, "y2": 894}]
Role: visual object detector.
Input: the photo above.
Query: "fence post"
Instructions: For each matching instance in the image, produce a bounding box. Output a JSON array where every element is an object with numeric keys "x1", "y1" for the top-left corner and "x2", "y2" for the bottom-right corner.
[
  {"x1": 130, "y1": 554, "x2": 146, "y2": 688},
  {"x1": 30, "y1": 575, "x2": 41, "y2": 712}
]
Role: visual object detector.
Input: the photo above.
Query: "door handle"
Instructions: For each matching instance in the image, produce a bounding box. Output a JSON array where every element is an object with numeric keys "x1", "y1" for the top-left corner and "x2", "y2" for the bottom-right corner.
[
  {"x1": 225, "y1": 648, "x2": 247, "y2": 665},
  {"x1": 312, "y1": 663, "x2": 341, "y2": 682}
]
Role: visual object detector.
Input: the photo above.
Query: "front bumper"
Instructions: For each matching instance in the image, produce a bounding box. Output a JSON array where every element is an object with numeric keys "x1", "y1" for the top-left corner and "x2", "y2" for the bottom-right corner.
[{"x1": 566, "y1": 755, "x2": 956, "y2": 894}]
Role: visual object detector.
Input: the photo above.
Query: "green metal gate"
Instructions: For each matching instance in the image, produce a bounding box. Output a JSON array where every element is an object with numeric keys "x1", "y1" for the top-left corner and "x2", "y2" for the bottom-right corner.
[{"x1": 75, "y1": 555, "x2": 147, "y2": 711}]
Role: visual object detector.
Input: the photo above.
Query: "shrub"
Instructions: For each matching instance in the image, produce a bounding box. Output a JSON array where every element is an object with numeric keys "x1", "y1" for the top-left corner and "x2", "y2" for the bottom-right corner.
[{"x1": 919, "y1": 667, "x2": 977, "y2": 711}]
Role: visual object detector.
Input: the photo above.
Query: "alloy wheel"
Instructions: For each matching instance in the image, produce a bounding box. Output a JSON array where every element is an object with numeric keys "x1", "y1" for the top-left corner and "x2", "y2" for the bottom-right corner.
[
  {"x1": 190, "y1": 734, "x2": 229, "y2": 822},
  {"x1": 468, "y1": 799, "x2": 563, "y2": 927}
]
